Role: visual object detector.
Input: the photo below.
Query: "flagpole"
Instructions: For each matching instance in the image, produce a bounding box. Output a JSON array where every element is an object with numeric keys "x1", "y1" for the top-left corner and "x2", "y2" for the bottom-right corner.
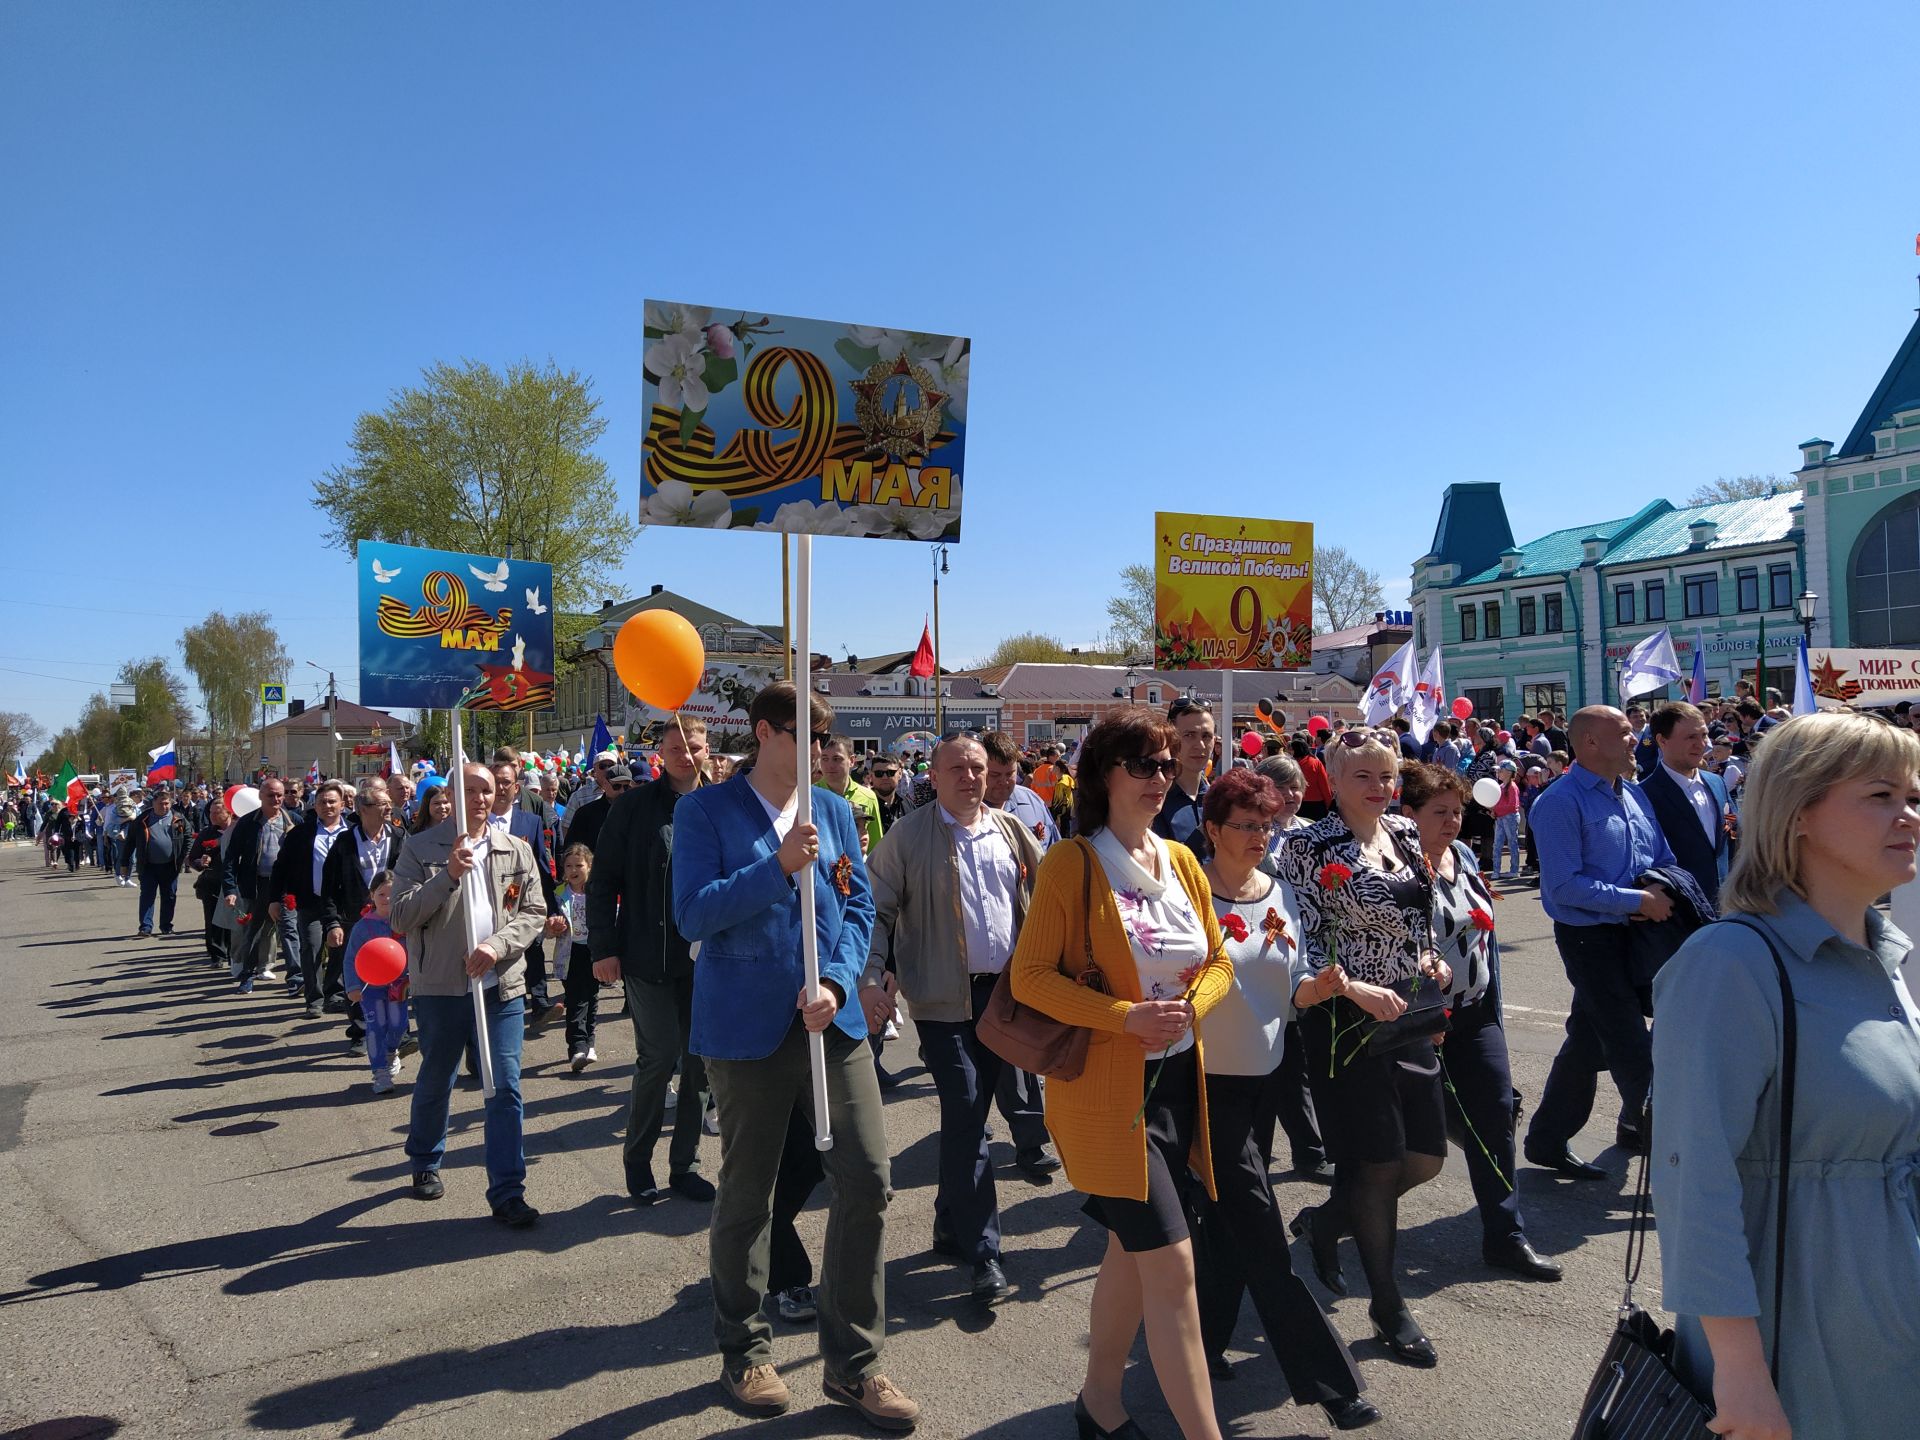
[{"x1": 793, "y1": 535, "x2": 833, "y2": 1151}]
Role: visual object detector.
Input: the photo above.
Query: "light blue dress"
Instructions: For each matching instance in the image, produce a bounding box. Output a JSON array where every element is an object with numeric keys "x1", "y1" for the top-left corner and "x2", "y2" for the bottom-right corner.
[{"x1": 1650, "y1": 892, "x2": 1920, "y2": 1439}]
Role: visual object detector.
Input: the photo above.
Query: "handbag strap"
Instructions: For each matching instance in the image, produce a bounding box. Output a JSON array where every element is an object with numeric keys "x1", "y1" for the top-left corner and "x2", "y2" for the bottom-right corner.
[
  {"x1": 1721, "y1": 916, "x2": 1795, "y2": 1387},
  {"x1": 1077, "y1": 838, "x2": 1103, "y2": 987}
]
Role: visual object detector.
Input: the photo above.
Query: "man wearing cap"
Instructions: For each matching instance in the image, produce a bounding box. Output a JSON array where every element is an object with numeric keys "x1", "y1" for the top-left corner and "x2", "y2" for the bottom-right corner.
[
  {"x1": 563, "y1": 760, "x2": 631, "y2": 853},
  {"x1": 560, "y1": 751, "x2": 619, "y2": 845}
]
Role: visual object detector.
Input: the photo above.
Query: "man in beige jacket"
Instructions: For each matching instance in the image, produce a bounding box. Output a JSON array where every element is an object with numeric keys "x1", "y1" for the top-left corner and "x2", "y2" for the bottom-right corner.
[
  {"x1": 858, "y1": 735, "x2": 1047, "y2": 1305},
  {"x1": 394, "y1": 763, "x2": 547, "y2": 1227}
]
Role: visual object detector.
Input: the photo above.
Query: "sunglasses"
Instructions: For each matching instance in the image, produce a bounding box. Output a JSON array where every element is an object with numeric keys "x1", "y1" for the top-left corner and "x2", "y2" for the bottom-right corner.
[
  {"x1": 774, "y1": 723, "x2": 835, "y2": 746},
  {"x1": 1336, "y1": 731, "x2": 1373, "y2": 749},
  {"x1": 871, "y1": 768, "x2": 898, "y2": 778},
  {"x1": 1113, "y1": 756, "x2": 1180, "y2": 780},
  {"x1": 1168, "y1": 698, "x2": 1211, "y2": 719}
]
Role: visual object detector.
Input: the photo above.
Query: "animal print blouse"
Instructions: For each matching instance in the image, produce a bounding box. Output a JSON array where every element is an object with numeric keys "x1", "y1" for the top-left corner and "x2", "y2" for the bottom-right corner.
[{"x1": 1274, "y1": 810, "x2": 1433, "y2": 987}]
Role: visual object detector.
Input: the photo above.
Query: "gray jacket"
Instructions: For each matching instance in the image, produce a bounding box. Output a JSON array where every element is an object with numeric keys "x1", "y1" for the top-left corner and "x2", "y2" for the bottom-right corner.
[
  {"x1": 860, "y1": 801, "x2": 1042, "y2": 1023},
  {"x1": 391, "y1": 817, "x2": 546, "y2": 1001}
]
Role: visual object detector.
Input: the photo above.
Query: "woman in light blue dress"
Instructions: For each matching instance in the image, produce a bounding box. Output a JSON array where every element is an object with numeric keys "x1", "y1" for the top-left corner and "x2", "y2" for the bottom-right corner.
[{"x1": 1651, "y1": 712, "x2": 1920, "y2": 1440}]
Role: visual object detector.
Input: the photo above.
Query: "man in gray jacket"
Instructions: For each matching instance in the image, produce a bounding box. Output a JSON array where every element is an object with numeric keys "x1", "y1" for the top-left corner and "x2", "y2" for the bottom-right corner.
[
  {"x1": 393, "y1": 763, "x2": 548, "y2": 1228},
  {"x1": 858, "y1": 735, "x2": 1046, "y2": 1305}
]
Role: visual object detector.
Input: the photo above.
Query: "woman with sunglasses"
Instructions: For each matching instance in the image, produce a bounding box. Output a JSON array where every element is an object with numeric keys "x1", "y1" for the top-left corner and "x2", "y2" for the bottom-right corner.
[
  {"x1": 1276, "y1": 732, "x2": 1452, "y2": 1368},
  {"x1": 1010, "y1": 706, "x2": 1235, "y2": 1440},
  {"x1": 1188, "y1": 767, "x2": 1379, "y2": 1430}
]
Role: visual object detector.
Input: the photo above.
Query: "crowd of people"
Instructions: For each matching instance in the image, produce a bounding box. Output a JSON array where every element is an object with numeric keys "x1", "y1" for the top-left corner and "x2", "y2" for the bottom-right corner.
[{"x1": 10, "y1": 677, "x2": 1918, "y2": 1440}]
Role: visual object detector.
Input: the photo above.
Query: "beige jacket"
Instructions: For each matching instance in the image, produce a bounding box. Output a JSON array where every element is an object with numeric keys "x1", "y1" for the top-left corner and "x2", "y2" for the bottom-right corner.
[
  {"x1": 860, "y1": 801, "x2": 1043, "y2": 1023},
  {"x1": 391, "y1": 817, "x2": 546, "y2": 1001}
]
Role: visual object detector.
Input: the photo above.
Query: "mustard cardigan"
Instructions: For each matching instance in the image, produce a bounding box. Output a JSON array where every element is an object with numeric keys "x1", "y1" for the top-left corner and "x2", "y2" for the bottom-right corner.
[{"x1": 1008, "y1": 835, "x2": 1235, "y2": 1204}]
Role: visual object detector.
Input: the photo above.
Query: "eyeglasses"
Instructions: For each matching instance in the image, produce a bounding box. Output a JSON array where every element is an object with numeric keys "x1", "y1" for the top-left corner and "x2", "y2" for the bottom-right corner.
[
  {"x1": 1214, "y1": 818, "x2": 1277, "y2": 836},
  {"x1": 774, "y1": 723, "x2": 835, "y2": 746},
  {"x1": 1113, "y1": 756, "x2": 1180, "y2": 780}
]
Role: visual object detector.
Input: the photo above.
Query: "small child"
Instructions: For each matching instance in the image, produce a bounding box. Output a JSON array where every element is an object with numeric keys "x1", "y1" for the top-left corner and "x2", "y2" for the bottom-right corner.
[
  {"x1": 558, "y1": 844, "x2": 598, "y2": 1072},
  {"x1": 344, "y1": 870, "x2": 409, "y2": 1094},
  {"x1": 1491, "y1": 760, "x2": 1522, "y2": 879}
]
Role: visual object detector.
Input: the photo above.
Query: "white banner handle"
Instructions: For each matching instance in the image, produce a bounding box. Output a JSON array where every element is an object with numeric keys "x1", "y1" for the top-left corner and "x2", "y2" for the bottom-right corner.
[
  {"x1": 794, "y1": 534, "x2": 832, "y2": 1151},
  {"x1": 448, "y1": 708, "x2": 497, "y2": 1100}
]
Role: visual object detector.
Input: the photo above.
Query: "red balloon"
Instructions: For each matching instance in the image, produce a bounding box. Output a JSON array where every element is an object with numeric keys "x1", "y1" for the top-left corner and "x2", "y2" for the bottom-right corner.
[
  {"x1": 355, "y1": 936, "x2": 407, "y2": 986},
  {"x1": 1239, "y1": 731, "x2": 1263, "y2": 757},
  {"x1": 1496, "y1": 729, "x2": 1512, "y2": 744},
  {"x1": 1451, "y1": 697, "x2": 1474, "y2": 720},
  {"x1": 1306, "y1": 715, "x2": 1330, "y2": 734}
]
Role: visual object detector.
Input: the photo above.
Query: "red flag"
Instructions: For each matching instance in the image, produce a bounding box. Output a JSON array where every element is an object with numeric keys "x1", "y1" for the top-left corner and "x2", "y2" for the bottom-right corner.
[{"x1": 909, "y1": 621, "x2": 935, "y2": 678}]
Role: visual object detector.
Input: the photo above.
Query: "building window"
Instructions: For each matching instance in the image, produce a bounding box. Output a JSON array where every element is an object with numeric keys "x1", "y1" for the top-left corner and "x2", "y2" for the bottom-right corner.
[
  {"x1": 1416, "y1": 612, "x2": 1427, "y2": 650},
  {"x1": 1543, "y1": 594, "x2": 1563, "y2": 632},
  {"x1": 1482, "y1": 601, "x2": 1501, "y2": 639},
  {"x1": 1769, "y1": 564, "x2": 1793, "y2": 610},
  {"x1": 1615, "y1": 585, "x2": 1635, "y2": 625},
  {"x1": 1736, "y1": 567, "x2": 1760, "y2": 612},
  {"x1": 1683, "y1": 574, "x2": 1719, "y2": 617},
  {"x1": 1518, "y1": 596, "x2": 1537, "y2": 635},
  {"x1": 1522, "y1": 682, "x2": 1567, "y2": 715},
  {"x1": 1459, "y1": 606, "x2": 1477, "y2": 642},
  {"x1": 1645, "y1": 581, "x2": 1666, "y2": 622},
  {"x1": 1025, "y1": 721, "x2": 1055, "y2": 745},
  {"x1": 1463, "y1": 686, "x2": 1505, "y2": 726},
  {"x1": 1850, "y1": 493, "x2": 1920, "y2": 646}
]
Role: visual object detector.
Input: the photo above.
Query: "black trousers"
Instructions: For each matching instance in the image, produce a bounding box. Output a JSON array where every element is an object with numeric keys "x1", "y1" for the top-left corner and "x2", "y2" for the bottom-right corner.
[
  {"x1": 1527, "y1": 921, "x2": 1652, "y2": 1149},
  {"x1": 199, "y1": 891, "x2": 229, "y2": 967},
  {"x1": 916, "y1": 974, "x2": 1014, "y2": 1263},
  {"x1": 1441, "y1": 993, "x2": 1524, "y2": 1245},
  {"x1": 562, "y1": 943, "x2": 599, "y2": 1051},
  {"x1": 1271, "y1": 1020, "x2": 1325, "y2": 1169},
  {"x1": 1191, "y1": 1067, "x2": 1364, "y2": 1405}
]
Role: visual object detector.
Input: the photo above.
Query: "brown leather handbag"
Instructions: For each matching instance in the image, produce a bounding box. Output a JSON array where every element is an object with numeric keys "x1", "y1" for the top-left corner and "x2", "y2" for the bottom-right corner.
[{"x1": 976, "y1": 839, "x2": 1108, "y2": 1081}]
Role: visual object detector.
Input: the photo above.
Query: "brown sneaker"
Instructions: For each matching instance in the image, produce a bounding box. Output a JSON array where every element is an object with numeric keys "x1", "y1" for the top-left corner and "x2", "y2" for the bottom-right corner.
[
  {"x1": 823, "y1": 1372, "x2": 920, "y2": 1432},
  {"x1": 721, "y1": 1362, "x2": 791, "y2": 1417}
]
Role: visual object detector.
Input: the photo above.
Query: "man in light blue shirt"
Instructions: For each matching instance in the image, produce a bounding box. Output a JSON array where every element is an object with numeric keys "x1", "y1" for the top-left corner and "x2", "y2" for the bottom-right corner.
[{"x1": 1523, "y1": 706, "x2": 1677, "y2": 1179}]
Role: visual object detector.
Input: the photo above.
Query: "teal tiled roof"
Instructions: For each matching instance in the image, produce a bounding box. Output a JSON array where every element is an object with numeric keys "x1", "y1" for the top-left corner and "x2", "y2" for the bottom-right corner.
[
  {"x1": 1601, "y1": 492, "x2": 1800, "y2": 564},
  {"x1": 1457, "y1": 517, "x2": 1631, "y2": 584}
]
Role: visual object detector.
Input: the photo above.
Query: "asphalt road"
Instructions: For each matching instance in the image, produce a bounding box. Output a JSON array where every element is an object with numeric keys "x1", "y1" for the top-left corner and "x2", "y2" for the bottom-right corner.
[{"x1": 0, "y1": 843, "x2": 1661, "y2": 1440}]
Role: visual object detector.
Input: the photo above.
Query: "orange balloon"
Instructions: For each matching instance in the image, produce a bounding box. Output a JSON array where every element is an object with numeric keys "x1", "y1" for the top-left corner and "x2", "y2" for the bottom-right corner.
[{"x1": 613, "y1": 610, "x2": 706, "y2": 710}]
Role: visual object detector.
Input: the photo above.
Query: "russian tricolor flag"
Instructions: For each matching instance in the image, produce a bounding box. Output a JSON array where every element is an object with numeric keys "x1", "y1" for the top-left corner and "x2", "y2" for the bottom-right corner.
[{"x1": 146, "y1": 739, "x2": 178, "y2": 784}]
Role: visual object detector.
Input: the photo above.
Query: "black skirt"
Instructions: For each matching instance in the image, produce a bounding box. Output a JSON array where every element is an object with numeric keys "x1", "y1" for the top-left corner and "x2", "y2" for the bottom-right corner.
[
  {"x1": 1082, "y1": 1046, "x2": 1199, "y2": 1253},
  {"x1": 1300, "y1": 1000, "x2": 1446, "y2": 1165}
]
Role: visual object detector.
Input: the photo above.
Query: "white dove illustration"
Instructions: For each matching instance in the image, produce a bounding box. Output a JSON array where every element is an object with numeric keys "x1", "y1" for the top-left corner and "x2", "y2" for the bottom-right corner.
[
  {"x1": 511, "y1": 634, "x2": 527, "y2": 672},
  {"x1": 524, "y1": 585, "x2": 548, "y2": 615},
  {"x1": 469, "y1": 559, "x2": 510, "y2": 592},
  {"x1": 371, "y1": 560, "x2": 401, "y2": 584}
]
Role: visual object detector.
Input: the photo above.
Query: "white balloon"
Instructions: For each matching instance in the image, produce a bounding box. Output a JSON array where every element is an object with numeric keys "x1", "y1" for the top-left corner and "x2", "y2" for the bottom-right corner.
[
  {"x1": 1471, "y1": 777, "x2": 1502, "y2": 810},
  {"x1": 229, "y1": 785, "x2": 261, "y2": 817}
]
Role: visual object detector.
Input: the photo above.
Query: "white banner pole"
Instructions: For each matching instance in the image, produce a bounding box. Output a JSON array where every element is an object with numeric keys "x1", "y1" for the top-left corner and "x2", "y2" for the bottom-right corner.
[
  {"x1": 1220, "y1": 670, "x2": 1234, "y2": 770},
  {"x1": 794, "y1": 534, "x2": 833, "y2": 1151},
  {"x1": 448, "y1": 708, "x2": 497, "y2": 1099}
]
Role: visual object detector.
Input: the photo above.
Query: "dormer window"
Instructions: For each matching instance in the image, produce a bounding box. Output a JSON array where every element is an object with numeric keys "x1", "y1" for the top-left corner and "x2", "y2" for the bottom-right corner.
[
  {"x1": 1688, "y1": 519, "x2": 1719, "y2": 548},
  {"x1": 1799, "y1": 437, "x2": 1832, "y2": 467}
]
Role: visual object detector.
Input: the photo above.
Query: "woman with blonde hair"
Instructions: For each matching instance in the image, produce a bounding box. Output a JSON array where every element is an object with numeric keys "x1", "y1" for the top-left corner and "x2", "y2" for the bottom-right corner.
[
  {"x1": 1650, "y1": 712, "x2": 1920, "y2": 1440},
  {"x1": 1276, "y1": 732, "x2": 1452, "y2": 1367}
]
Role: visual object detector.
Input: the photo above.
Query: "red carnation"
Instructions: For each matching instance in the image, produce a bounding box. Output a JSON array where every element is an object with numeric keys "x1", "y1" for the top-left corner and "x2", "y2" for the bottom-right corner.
[
  {"x1": 1316, "y1": 862, "x2": 1353, "y2": 890},
  {"x1": 1220, "y1": 913, "x2": 1250, "y2": 943},
  {"x1": 1468, "y1": 908, "x2": 1495, "y2": 932}
]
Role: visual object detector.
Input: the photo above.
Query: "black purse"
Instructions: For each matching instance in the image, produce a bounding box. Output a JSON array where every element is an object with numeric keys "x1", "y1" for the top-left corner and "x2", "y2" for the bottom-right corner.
[
  {"x1": 1570, "y1": 919, "x2": 1795, "y2": 1440},
  {"x1": 1360, "y1": 974, "x2": 1453, "y2": 1055}
]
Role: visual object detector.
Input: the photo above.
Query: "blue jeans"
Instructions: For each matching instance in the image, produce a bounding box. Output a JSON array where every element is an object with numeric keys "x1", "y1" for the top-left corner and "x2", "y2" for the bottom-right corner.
[
  {"x1": 1493, "y1": 813, "x2": 1521, "y2": 876},
  {"x1": 406, "y1": 990, "x2": 526, "y2": 1208},
  {"x1": 136, "y1": 864, "x2": 177, "y2": 934}
]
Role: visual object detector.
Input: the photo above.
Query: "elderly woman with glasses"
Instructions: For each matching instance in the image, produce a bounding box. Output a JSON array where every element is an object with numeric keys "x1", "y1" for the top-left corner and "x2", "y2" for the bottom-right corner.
[
  {"x1": 1011, "y1": 706, "x2": 1236, "y2": 1440},
  {"x1": 1276, "y1": 732, "x2": 1452, "y2": 1369},
  {"x1": 1187, "y1": 767, "x2": 1379, "y2": 1430}
]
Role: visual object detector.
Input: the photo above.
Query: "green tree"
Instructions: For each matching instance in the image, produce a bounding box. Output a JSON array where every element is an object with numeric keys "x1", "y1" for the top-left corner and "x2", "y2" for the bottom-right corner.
[
  {"x1": 1103, "y1": 563, "x2": 1156, "y2": 659},
  {"x1": 1312, "y1": 545, "x2": 1387, "y2": 633},
  {"x1": 181, "y1": 611, "x2": 287, "y2": 782},
  {"x1": 1686, "y1": 473, "x2": 1798, "y2": 505},
  {"x1": 112, "y1": 657, "x2": 193, "y2": 768}
]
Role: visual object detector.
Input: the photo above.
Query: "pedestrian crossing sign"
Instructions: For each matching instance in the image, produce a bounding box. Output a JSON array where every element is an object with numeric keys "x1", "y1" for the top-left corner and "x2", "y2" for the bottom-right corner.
[{"x1": 259, "y1": 682, "x2": 285, "y2": 705}]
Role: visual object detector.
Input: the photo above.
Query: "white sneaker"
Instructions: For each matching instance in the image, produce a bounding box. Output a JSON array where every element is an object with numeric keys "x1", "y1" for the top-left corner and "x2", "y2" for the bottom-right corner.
[
  {"x1": 371, "y1": 1072, "x2": 395, "y2": 1095},
  {"x1": 703, "y1": 1101, "x2": 721, "y2": 1137},
  {"x1": 388, "y1": 1056, "x2": 404, "y2": 1082},
  {"x1": 570, "y1": 1045, "x2": 596, "y2": 1073},
  {"x1": 261, "y1": 969, "x2": 280, "y2": 983},
  {"x1": 882, "y1": 1018, "x2": 900, "y2": 1040}
]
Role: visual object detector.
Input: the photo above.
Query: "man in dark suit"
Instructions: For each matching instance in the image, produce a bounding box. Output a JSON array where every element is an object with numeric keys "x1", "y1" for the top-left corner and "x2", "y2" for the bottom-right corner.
[
  {"x1": 1637, "y1": 700, "x2": 1730, "y2": 906},
  {"x1": 270, "y1": 779, "x2": 354, "y2": 1018},
  {"x1": 488, "y1": 759, "x2": 569, "y2": 1025}
]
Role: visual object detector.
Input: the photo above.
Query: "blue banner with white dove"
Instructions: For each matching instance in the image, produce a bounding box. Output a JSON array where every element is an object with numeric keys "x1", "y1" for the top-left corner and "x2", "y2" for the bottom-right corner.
[
  {"x1": 356, "y1": 540, "x2": 556, "y2": 712},
  {"x1": 1619, "y1": 626, "x2": 1684, "y2": 700}
]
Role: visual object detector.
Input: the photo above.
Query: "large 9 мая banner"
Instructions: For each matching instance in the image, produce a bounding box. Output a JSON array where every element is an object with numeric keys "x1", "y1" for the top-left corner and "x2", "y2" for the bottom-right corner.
[
  {"x1": 357, "y1": 540, "x2": 556, "y2": 712},
  {"x1": 1153, "y1": 513, "x2": 1314, "y2": 670},
  {"x1": 639, "y1": 301, "x2": 967, "y2": 541}
]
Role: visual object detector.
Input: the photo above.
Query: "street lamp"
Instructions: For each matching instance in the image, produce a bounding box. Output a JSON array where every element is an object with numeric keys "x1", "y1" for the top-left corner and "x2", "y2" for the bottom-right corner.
[
  {"x1": 931, "y1": 544, "x2": 950, "y2": 731},
  {"x1": 1795, "y1": 589, "x2": 1818, "y2": 645},
  {"x1": 1112, "y1": 664, "x2": 1139, "y2": 700}
]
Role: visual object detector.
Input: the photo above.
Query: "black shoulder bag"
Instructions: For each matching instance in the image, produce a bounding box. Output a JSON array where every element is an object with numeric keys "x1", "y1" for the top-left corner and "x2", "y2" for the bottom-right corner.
[{"x1": 1571, "y1": 918, "x2": 1795, "y2": 1440}]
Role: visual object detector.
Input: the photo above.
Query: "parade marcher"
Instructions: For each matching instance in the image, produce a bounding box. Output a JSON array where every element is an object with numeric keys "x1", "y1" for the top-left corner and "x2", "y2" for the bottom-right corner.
[
  {"x1": 1009, "y1": 705, "x2": 1235, "y2": 1440},
  {"x1": 1153, "y1": 696, "x2": 1215, "y2": 848},
  {"x1": 562, "y1": 759, "x2": 628, "y2": 854},
  {"x1": 393, "y1": 763, "x2": 547, "y2": 1227},
  {"x1": 1188, "y1": 767, "x2": 1378, "y2": 1430},
  {"x1": 1650, "y1": 712, "x2": 1920, "y2": 1440},
  {"x1": 188, "y1": 797, "x2": 232, "y2": 968},
  {"x1": 1638, "y1": 699, "x2": 1732, "y2": 906},
  {"x1": 867, "y1": 756, "x2": 908, "y2": 833},
  {"x1": 321, "y1": 785, "x2": 408, "y2": 1053},
  {"x1": 1400, "y1": 763, "x2": 1561, "y2": 1282},
  {"x1": 223, "y1": 776, "x2": 300, "y2": 994},
  {"x1": 818, "y1": 737, "x2": 882, "y2": 855},
  {"x1": 860, "y1": 734, "x2": 1047, "y2": 1306},
  {"x1": 983, "y1": 730, "x2": 1057, "y2": 850},
  {"x1": 1252, "y1": 751, "x2": 1327, "y2": 1174},
  {"x1": 670, "y1": 682, "x2": 915, "y2": 1430},
  {"x1": 271, "y1": 778, "x2": 352, "y2": 1018},
  {"x1": 486, "y1": 758, "x2": 568, "y2": 1029},
  {"x1": 126, "y1": 784, "x2": 191, "y2": 938},
  {"x1": 344, "y1": 871, "x2": 407, "y2": 1094},
  {"x1": 587, "y1": 713, "x2": 714, "y2": 1206},
  {"x1": 1278, "y1": 732, "x2": 1452, "y2": 1369},
  {"x1": 554, "y1": 844, "x2": 600, "y2": 1070},
  {"x1": 1523, "y1": 706, "x2": 1676, "y2": 1175}
]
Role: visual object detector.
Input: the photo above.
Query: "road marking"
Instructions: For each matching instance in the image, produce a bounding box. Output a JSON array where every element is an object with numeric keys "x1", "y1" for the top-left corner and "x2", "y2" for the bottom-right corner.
[{"x1": 1503, "y1": 1003, "x2": 1571, "y2": 1024}]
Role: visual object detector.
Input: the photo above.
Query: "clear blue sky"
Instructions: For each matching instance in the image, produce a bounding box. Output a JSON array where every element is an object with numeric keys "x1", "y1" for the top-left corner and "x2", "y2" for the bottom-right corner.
[{"x1": 3, "y1": 1, "x2": 1915, "y2": 746}]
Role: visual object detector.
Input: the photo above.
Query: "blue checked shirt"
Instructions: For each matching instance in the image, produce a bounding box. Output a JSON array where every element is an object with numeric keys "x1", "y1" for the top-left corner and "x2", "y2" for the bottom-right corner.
[{"x1": 1530, "y1": 763, "x2": 1675, "y2": 926}]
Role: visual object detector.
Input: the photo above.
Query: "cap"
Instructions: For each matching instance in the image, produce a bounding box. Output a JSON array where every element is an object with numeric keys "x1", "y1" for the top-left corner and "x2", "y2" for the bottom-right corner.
[{"x1": 605, "y1": 764, "x2": 634, "y2": 784}]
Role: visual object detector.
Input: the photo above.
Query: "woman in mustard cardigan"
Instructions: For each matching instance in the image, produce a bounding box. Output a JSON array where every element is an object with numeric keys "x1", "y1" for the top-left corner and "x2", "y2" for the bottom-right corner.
[{"x1": 1011, "y1": 707, "x2": 1235, "y2": 1440}]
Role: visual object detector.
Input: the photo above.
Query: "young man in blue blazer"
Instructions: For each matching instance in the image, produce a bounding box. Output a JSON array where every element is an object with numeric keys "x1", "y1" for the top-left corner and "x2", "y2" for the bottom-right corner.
[
  {"x1": 672, "y1": 681, "x2": 918, "y2": 1432},
  {"x1": 1636, "y1": 701, "x2": 1732, "y2": 907}
]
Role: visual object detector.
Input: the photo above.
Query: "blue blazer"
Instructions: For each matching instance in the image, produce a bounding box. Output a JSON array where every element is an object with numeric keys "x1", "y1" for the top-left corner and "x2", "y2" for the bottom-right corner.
[
  {"x1": 1638, "y1": 764, "x2": 1731, "y2": 905},
  {"x1": 671, "y1": 773, "x2": 875, "y2": 1061}
]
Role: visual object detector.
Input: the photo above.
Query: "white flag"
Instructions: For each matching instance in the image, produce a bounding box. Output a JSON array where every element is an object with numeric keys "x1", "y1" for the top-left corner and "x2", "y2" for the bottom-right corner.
[
  {"x1": 1620, "y1": 627, "x2": 1684, "y2": 700},
  {"x1": 1363, "y1": 637, "x2": 1418, "y2": 725},
  {"x1": 1409, "y1": 647, "x2": 1446, "y2": 744}
]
